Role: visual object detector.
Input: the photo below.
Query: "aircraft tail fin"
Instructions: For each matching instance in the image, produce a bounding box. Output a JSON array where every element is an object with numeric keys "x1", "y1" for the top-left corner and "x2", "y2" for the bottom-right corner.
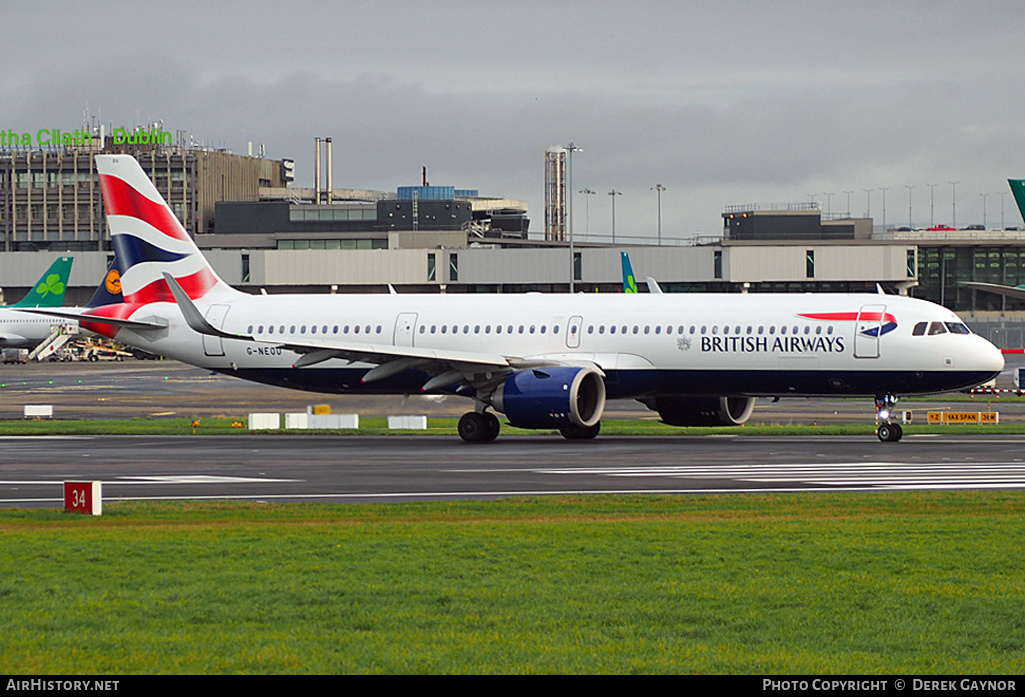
[
  {"x1": 10, "y1": 256, "x2": 73, "y2": 308},
  {"x1": 621, "y1": 252, "x2": 638, "y2": 293},
  {"x1": 85, "y1": 255, "x2": 126, "y2": 309},
  {"x1": 1009, "y1": 179, "x2": 1025, "y2": 227},
  {"x1": 94, "y1": 154, "x2": 240, "y2": 306}
]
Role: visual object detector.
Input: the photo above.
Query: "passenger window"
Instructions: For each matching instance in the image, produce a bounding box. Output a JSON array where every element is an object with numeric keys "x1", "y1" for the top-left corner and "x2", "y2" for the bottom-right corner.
[
  {"x1": 268, "y1": 325, "x2": 275, "y2": 334},
  {"x1": 554, "y1": 325, "x2": 560, "y2": 334}
]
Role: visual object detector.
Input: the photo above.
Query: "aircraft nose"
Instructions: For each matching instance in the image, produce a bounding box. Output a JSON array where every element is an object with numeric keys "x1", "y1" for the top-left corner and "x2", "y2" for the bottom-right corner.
[{"x1": 976, "y1": 336, "x2": 1005, "y2": 373}]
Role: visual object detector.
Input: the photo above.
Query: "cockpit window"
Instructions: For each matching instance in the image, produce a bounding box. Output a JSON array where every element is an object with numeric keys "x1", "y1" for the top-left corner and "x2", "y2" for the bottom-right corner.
[
  {"x1": 912, "y1": 322, "x2": 927, "y2": 336},
  {"x1": 928, "y1": 322, "x2": 948, "y2": 335},
  {"x1": 945, "y1": 322, "x2": 971, "y2": 335}
]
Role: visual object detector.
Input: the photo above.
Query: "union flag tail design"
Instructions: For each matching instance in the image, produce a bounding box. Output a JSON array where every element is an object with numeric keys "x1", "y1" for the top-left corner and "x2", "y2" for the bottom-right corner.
[{"x1": 95, "y1": 155, "x2": 239, "y2": 305}]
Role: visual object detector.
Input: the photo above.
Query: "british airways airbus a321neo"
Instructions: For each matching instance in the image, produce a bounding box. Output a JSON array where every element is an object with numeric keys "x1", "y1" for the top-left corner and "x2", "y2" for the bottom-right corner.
[{"x1": 38, "y1": 155, "x2": 1003, "y2": 443}]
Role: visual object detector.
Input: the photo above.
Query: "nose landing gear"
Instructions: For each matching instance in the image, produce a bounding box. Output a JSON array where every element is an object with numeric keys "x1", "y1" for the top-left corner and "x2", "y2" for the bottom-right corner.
[{"x1": 875, "y1": 395, "x2": 903, "y2": 442}]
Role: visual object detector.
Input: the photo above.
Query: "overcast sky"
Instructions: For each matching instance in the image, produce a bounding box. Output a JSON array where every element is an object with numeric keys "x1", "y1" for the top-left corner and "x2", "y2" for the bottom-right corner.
[{"x1": 4, "y1": 0, "x2": 1025, "y2": 241}]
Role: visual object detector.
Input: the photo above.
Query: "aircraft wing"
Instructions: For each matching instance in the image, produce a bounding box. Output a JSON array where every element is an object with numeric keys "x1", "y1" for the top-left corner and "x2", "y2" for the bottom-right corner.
[
  {"x1": 959, "y1": 282, "x2": 1025, "y2": 302},
  {"x1": 161, "y1": 272, "x2": 550, "y2": 393},
  {"x1": 22, "y1": 307, "x2": 169, "y2": 331}
]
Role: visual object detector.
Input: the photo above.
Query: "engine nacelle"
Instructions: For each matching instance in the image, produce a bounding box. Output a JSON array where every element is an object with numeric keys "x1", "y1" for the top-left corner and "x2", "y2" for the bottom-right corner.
[
  {"x1": 646, "y1": 396, "x2": 756, "y2": 427},
  {"x1": 492, "y1": 366, "x2": 606, "y2": 430}
]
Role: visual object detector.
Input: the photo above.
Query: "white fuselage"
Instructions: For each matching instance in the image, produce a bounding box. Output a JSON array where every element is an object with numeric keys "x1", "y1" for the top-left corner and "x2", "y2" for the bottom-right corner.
[
  {"x1": 104, "y1": 290, "x2": 1003, "y2": 400},
  {"x1": 0, "y1": 308, "x2": 79, "y2": 348}
]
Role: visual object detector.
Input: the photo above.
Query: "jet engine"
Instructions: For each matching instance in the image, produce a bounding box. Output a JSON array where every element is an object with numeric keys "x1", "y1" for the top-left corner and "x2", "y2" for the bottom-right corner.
[
  {"x1": 644, "y1": 396, "x2": 756, "y2": 427},
  {"x1": 492, "y1": 366, "x2": 606, "y2": 430}
]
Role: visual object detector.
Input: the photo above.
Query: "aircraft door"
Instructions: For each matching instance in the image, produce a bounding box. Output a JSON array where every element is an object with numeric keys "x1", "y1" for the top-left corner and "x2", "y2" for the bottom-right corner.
[
  {"x1": 202, "y1": 304, "x2": 230, "y2": 357},
  {"x1": 566, "y1": 315, "x2": 583, "y2": 349},
  {"x1": 854, "y1": 304, "x2": 885, "y2": 359},
  {"x1": 394, "y1": 312, "x2": 417, "y2": 347}
]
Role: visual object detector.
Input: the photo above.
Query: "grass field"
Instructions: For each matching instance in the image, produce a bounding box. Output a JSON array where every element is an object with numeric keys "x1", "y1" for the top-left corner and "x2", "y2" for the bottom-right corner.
[{"x1": 1, "y1": 492, "x2": 1023, "y2": 674}]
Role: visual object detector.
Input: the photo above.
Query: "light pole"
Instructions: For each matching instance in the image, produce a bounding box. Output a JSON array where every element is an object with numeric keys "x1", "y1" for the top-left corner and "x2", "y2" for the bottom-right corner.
[
  {"x1": 651, "y1": 184, "x2": 666, "y2": 245},
  {"x1": 579, "y1": 188, "x2": 596, "y2": 240},
  {"x1": 927, "y1": 183, "x2": 938, "y2": 227},
  {"x1": 824, "y1": 192, "x2": 834, "y2": 217},
  {"x1": 949, "y1": 181, "x2": 959, "y2": 229},
  {"x1": 565, "y1": 141, "x2": 582, "y2": 292},
  {"x1": 980, "y1": 193, "x2": 989, "y2": 229},
  {"x1": 905, "y1": 184, "x2": 915, "y2": 228},
  {"x1": 608, "y1": 189, "x2": 622, "y2": 243},
  {"x1": 997, "y1": 191, "x2": 1008, "y2": 230},
  {"x1": 862, "y1": 188, "x2": 873, "y2": 219},
  {"x1": 844, "y1": 190, "x2": 854, "y2": 217},
  {"x1": 880, "y1": 187, "x2": 888, "y2": 233}
]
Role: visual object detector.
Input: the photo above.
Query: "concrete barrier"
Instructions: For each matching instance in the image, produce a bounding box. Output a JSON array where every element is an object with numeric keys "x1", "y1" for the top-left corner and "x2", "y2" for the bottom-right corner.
[
  {"x1": 248, "y1": 413, "x2": 281, "y2": 430},
  {"x1": 388, "y1": 415, "x2": 428, "y2": 430}
]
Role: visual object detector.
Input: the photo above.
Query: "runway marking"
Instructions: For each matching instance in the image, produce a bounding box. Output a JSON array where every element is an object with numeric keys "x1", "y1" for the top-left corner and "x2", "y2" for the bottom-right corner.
[
  {"x1": 117, "y1": 475, "x2": 300, "y2": 484},
  {"x1": 0, "y1": 475, "x2": 299, "y2": 486},
  {"x1": 533, "y1": 462, "x2": 1025, "y2": 490}
]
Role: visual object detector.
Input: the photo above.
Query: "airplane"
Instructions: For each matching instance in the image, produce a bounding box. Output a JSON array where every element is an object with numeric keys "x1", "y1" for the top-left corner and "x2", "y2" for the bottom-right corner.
[
  {"x1": 0, "y1": 256, "x2": 74, "y2": 348},
  {"x1": 32, "y1": 155, "x2": 1003, "y2": 443},
  {"x1": 621, "y1": 252, "x2": 662, "y2": 294}
]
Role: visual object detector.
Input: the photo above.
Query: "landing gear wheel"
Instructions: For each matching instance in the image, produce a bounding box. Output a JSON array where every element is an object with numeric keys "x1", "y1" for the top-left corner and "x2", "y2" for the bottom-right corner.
[
  {"x1": 559, "y1": 421, "x2": 601, "y2": 440},
  {"x1": 483, "y1": 412, "x2": 501, "y2": 442},
  {"x1": 877, "y1": 423, "x2": 903, "y2": 443},
  {"x1": 458, "y1": 411, "x2": 500, "y2": 443}
]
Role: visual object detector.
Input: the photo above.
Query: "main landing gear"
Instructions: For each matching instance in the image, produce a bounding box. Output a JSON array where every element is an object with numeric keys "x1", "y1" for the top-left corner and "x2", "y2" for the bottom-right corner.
[
  {"x1": 875, "y1": 395, "x2": 903, "y2": 442},
  {"x1": 456, "y1": 410, "x2": 602, "y2": 443},
  {"x1": 457, "y1": 410, "x2": 501, "y2": 443}
]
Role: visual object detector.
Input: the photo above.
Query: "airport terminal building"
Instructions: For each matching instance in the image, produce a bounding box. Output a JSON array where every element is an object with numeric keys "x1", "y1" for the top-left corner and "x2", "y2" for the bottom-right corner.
[{"x1": 3, "y1": 133, "x2": 1025, "y2": 348}]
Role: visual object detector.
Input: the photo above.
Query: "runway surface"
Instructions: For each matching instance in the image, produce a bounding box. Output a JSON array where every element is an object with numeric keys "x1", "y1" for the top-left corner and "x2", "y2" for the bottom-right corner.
[
  {"x1": 3, "y1": 433, "x2": 1025, "y2": 508},
  {"x1": 3, "y1": 358, "x2": 1025, "y2": 508}
]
